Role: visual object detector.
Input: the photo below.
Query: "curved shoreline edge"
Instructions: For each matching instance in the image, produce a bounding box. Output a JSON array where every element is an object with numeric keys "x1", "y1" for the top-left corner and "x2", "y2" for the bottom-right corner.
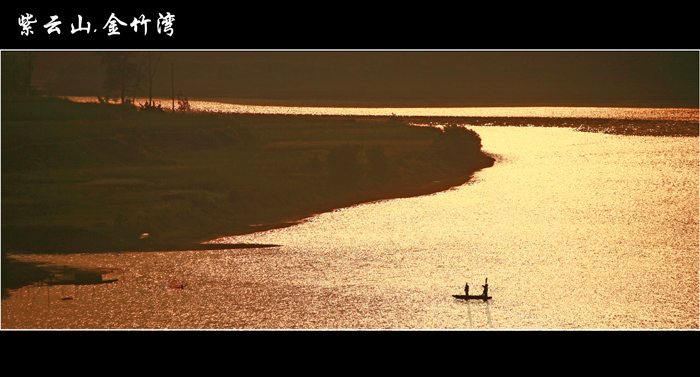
[
  {"x1": 2, "y1": 97, "x2": 495, "y2": 255},
  {"x1": 1, "y1": 154, "x2": 495, "y2": 295},
  {"x1": 3, "y1": 97, "x2": 504, "y2": 293},
  {"x1": 211, "y1": 165, "x2": 492, "y2": 244}
]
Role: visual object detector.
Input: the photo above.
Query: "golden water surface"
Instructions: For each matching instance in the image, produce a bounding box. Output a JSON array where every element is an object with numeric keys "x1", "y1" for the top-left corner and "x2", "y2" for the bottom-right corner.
[
  {"x1": 3, "y1": 119, "x2": 697, "y2": 329},
  {"x1": 4, "y1": 100, "x2": 700, "y2": 328},
  {"x1": 66, "y1": 96, "x2": 699, "y2": 121}
]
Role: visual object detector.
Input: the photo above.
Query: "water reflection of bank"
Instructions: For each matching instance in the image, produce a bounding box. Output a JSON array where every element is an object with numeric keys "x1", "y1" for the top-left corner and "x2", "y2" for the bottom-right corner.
[
  {"x1": 42, "y1": 266, "x2": 120, "y2": 286},
  {"x1": 1, "y1": 257, "x2": 119, "y2": 298},
  {"x1": 2, "y1": 264, "x2": 122, "y2": 311}
]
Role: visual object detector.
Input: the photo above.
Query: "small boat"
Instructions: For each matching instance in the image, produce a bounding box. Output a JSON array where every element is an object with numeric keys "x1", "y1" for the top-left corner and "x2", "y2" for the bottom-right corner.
[
  {"x1": 454, "y1": 278, "x2": 491, "y2": 301},
  {"x1": 452, "y1": 294, "x2": 492, "y2": 301}
]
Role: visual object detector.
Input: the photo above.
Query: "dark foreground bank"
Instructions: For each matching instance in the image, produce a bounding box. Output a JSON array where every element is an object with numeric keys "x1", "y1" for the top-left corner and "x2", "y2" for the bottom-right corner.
[{"x1": 2, "y1": 96, "x2": 495, "y2": 257}]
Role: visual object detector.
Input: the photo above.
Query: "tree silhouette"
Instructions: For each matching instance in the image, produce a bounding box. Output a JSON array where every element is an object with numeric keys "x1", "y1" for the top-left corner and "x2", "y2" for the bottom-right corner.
[
  {"x1": 1, "y1": 52, "x2": 35, "y2": 96},
  {"x1": 146, "y1": 52, "x2": 163, "y2": 107},
  {"x1": 437, "y1": 124, "x2": 484, "y2": 161},
  {"x1": 100, "y1": 52, "x2": 143, "y2": 104}
]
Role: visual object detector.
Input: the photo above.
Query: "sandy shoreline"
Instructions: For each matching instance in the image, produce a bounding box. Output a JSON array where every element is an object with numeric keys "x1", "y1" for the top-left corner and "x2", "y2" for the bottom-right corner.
[
  {"x1": 1, "y1": 162, "x2": 492, "y2": 294},
  {"x1": 209, "y1": 172, "x2": 485, "y2": 244}
]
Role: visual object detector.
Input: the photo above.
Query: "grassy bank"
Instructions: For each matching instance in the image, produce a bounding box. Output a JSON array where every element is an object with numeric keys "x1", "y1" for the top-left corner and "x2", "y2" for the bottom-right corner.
[{"x1": 2, "y1": 96, "x2": 495, "y2": 255}]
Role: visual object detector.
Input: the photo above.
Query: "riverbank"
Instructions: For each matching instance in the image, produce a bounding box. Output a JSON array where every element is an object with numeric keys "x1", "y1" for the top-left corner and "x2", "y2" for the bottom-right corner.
[{"x1": 2, "y1": 96, "x2": 495, "y2": 257}]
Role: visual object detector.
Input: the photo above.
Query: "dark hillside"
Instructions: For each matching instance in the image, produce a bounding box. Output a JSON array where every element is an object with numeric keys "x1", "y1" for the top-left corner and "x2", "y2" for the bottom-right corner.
[{"x1": 2, "y1": 96, "x2": 495, "y2": 256}]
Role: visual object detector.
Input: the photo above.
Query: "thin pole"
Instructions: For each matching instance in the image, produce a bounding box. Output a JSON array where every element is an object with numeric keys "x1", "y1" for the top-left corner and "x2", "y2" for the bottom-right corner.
[
  {"x1": 148, "y1": 52, "x2": 152, "y2": 107},
  {"x1": 171, "y1": 63, "x2": 175, "y2": 114}
]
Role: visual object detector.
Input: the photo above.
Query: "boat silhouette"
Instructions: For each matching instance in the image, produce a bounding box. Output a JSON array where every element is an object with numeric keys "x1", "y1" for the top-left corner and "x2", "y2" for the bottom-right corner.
[{"x1": 454, "y1": 278, "x2": 491, "y2": 301}]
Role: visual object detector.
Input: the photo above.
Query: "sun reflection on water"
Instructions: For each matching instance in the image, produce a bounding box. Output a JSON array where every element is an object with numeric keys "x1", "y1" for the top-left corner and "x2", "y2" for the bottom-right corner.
[
  {"x1": 65, "y1": 96, "x2": 698, "y2": 121},
  {"x1": 2, "y1": 102, "x2": 698, "y2": 329}
]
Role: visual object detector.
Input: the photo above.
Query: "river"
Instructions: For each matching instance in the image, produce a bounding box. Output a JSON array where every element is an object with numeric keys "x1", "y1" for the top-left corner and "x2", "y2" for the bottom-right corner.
[{"x1": 1, "y1": 103, "x2": 698, "y2": 329}]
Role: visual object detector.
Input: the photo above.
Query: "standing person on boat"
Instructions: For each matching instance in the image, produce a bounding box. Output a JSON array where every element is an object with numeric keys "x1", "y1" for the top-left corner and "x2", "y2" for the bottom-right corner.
[
  {"x1": 482, "y1": 278, "x2": 489, "y2": 297},
  {"x1": 464, "y1": 282, "x2": 470, "y2": 296}
]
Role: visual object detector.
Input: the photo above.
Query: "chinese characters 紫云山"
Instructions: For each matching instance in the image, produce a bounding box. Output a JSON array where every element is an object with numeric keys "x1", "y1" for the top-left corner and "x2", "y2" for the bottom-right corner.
[{"x1": 18, "y1": 13, "x2": 175, "y2": 36}]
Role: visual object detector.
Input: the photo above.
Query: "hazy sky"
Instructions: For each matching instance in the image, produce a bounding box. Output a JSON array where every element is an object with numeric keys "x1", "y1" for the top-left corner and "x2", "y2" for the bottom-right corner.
[{"x1": 31, "y1": 50, "x2": 699, "y2": 107}]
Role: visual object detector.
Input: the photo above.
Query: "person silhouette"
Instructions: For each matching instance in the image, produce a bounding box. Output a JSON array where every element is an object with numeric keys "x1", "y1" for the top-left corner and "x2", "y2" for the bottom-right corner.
[
  {"x1": 464, "y1": 282, "x2": 470, "y2": 296},
  {"x1": 482, "y1": 278, "x2": 489, "y2": 297}
]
